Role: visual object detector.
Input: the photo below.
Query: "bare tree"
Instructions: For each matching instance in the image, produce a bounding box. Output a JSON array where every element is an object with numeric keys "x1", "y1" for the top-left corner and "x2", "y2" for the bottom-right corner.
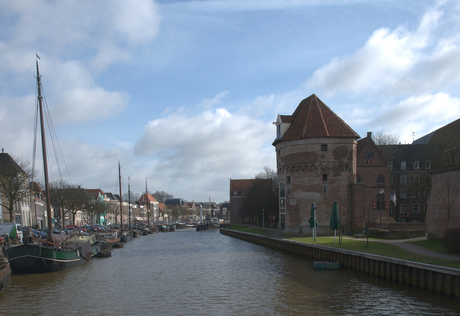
[
  {"x1": 0, "y1": 154, "x2": 31, "y2": 223},
  {"x1": 49, "y1": 179, "x2": 74, "y2": 228},
  {"x1": 373, "y1": 130, "x2": 400, "y2": 163},
  {"x1": 123, "y1": 190, "x2": 139, "y2": 203},
  {"x1": 372, "y1": 130, "x2": 399, "y2": 145},
  {"x1": 67, "y1": 187, "x2": 91, "y2": 225},
  {"x1": 152, "y1": 190, "x2": 173, "y2": 203}
]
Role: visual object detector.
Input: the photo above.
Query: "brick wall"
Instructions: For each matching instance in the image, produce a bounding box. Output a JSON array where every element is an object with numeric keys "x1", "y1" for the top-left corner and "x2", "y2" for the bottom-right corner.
[{"x1": 427, "y1": 167, "x2": 460, "y2": 239}]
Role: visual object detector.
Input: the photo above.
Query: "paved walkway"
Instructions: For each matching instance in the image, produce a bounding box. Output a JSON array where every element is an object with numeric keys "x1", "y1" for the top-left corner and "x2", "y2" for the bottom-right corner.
[{"x1": 343, "y1": 236, "x2": 460, "y2": 262}]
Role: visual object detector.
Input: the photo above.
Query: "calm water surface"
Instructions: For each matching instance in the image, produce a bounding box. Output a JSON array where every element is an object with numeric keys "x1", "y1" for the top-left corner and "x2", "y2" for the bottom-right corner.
[{"x1": 1, "y1": 229, "x2": 460, "y2": 315}]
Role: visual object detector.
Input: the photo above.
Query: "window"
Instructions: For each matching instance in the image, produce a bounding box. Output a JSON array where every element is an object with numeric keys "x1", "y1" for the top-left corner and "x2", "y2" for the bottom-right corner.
[
  {"x1": 400, "y1": 189, "x2": 406, "y2": 199},
  {"x1": 321, "y1": 144, "x2": 328, "y2": 151},
  {"x1": 414, "y1": 161, "x2": 419, "y2": 169},
  {"x1": 413, "y1": 190, "x2": 420, "y2": 198},
  {"x1": 424, "y1": 190, "x2": 429, "y2": 199},
  {"x1": 388, "y1": 161, "x2": 393, "y2": 169},
  {"x1": 413, "y1": 175, "x2": 420, "y2": 185},
  {"x1": 390, "y1": 176, "x2": 393, "y2": 185},
  {"x1": 287, "y1": 188, "x2": 291, "y2": 195},
  {"x1": 233, "y1": 191, "x2": 237, "y2": 196},
  {"x1": 401, "y1": 161, "x2": 406, "y2": 170},
  {"x1": 424, "y1": 204, "x2": 427, "y2": 213},
  {"x1": 400, "y1": 175, "x2": 407, "y2": 185},
  {"x1": 413, "y1": 204, "x2": 419, "y2": 213},
  {"x1": 356, "y1": 174, "x2": 362, "y2": 183},
  {"x1": 376, "y1": 193, "x2": 385, "y2": 210},
  {"x1": 322, "y1": 174, "x2": 328, "y2": 181},
  {"x1": 377, "y1": 175, "x2": 384, "y2": 186},
  {"x1": 426, "y1": 161, "x2": 431, "y2": 169},
  {"x1": 365, "y1": 153, "x2": 374, "y2": 165},
  {"x1": 277, "y1": 125, "x2": 281, "y2": 139},
  {"x1": 286, "y1": 176, "x2": 291, "y2": 184},
  {"x1": 400, "y1": 204, "x2": 406, "y2": 213},
  {"x1": 279, "y1": 181, "x2": 285, "y2": 198},
  {"x1": 323, "y1": 186, "x2": 328, "y2": 193},
  {"x1": 242, "y1": 191, "x2": 245, "y2": 196}
]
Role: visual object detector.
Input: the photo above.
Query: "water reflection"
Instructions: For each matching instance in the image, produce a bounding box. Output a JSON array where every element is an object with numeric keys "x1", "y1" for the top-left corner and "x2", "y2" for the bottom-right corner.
[{"x1": 1, "y1": 229, "x2": 460, "y2": 315}]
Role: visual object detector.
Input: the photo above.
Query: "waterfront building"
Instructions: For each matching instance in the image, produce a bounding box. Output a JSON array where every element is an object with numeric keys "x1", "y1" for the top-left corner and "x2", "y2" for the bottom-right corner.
[
  {"x1": 0, "y1": 152, "x2": 31, "y2": 226},
  {"x1": 273, "y1": 94, "x2": 361, "y2": 234}
]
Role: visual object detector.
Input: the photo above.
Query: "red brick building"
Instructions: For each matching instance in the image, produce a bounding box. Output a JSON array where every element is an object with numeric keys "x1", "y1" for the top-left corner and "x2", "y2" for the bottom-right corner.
[{"x1": 273, "y1": 94, "x2": 391, "y2": 234}]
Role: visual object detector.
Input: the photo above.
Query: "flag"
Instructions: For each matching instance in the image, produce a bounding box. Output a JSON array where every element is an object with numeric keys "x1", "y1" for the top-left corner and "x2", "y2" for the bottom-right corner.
[{"x1": 392, "y1": 192, "x2": 397, "y2": 204}]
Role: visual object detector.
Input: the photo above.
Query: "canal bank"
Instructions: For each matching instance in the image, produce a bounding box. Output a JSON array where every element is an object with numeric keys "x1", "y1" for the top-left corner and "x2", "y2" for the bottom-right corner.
[{"x1": 220, "y1": 228, "x2": 460, "y2": 299}]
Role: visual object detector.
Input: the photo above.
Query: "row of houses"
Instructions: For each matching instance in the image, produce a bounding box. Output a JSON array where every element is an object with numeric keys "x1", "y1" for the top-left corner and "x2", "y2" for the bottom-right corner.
[
  {"x1": 230, "y1": 94, "x2": 459, "y2": 239},
  {"x1": 0, "y1": 156, "x2": 227, "y2": 228}
]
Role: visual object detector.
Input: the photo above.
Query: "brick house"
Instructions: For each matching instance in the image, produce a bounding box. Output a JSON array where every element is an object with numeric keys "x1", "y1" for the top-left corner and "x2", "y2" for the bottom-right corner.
[
  {"x1": 378, "y1": 144, "x2": 431, "y2": 223},
  {"x1": 353, "y1": 132, "x2": 392, "y2": 230},
  {"x1": 229, "y1": 179, "x2": 256, "y2": 224},
  {"x1": 0, "y1": 152, "x2": 31, "y2": 225}
]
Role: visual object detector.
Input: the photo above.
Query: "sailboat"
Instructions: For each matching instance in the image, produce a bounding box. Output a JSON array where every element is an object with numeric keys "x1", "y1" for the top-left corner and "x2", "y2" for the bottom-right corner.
[{"x1": 6, "y1": 59, "x2": 100, "y2": 274}]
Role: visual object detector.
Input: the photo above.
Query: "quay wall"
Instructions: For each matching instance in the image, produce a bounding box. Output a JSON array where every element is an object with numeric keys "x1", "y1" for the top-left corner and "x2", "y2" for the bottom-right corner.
[{"x1": 220, "y1": 228, "x2": 460, "y2": 299}]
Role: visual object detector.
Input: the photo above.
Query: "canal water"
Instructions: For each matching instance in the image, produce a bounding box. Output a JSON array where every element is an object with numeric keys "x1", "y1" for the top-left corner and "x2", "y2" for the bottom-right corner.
[{"x1": 1, "y1": 229, "x2": 460, "y2": 315}]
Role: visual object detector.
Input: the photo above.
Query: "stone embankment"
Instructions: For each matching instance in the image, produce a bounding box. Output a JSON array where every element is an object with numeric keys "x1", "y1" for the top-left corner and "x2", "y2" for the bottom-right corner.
[{"x1": 220, "y1": 228, "x2": 460, "y2": 299}]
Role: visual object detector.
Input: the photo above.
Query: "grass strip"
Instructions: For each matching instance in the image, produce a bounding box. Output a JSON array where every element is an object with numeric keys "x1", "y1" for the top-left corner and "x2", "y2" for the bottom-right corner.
[
  {"x1": 288, "y1": 237, "x2": 460, "y2": 269},
  {"x1": 225, "y1": 224, "x2": 276, "y2": 236}
]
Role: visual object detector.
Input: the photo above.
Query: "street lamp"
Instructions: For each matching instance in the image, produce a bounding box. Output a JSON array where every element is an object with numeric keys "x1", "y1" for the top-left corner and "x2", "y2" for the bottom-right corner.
[
  {"x1": 262, "y1": 209, "x2": 265, "y2": 232},
  {"x1": 379, "y1": 189, "x2": 384, "y2": 229}
]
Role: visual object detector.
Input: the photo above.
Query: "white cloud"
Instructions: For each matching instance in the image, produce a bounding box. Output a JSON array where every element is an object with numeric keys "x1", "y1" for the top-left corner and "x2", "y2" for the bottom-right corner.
[
  {"x1": 198, "y1": 91, "x2": 229, "y2": 109},
  {"x1": 305, "y1": 1, "x2": 460, "y2": 97},
  {"x1": 133, "y1": 107, "x2": 275, "y2": 200},
  {"x1": 367, "y1": 93, "x2": 460, "y2": 143}
]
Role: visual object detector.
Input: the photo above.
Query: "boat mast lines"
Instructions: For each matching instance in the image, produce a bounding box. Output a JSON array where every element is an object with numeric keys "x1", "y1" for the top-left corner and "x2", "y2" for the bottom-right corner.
[{"x1": 32, "y1": 60, "x2": 72, "y2": 187}]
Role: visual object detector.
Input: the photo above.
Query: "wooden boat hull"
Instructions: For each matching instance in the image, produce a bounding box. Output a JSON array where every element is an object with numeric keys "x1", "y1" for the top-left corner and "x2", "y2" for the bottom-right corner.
[
  {"x1": 7, "y1": 244, "x2": 85, "y2": 274},
  {"x1": 0, "y1": 261, "x2": 11, "y2": 290}
]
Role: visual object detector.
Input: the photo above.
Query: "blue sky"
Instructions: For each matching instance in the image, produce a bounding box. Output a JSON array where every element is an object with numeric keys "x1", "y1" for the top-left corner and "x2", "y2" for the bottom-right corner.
[{"x1": 1, "y1": 0, "x2": 459, "y2": 203}]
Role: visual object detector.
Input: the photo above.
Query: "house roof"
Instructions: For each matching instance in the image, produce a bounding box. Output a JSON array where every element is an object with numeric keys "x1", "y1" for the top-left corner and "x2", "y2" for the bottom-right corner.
[
  {"x1": 165, "y1": 198, "x2": 185, "y2": 206},
  {"x1": 0, "y1": 153, "x2": 25, "y2": 177},
  {"x1": 138, "y1": 193, "x2": 158, "y2": 203},
  {"x1": 275, "y1": 94, "x2": 359, "y2": 144},
  {"x1": 413, "y1": 118, "x2": 460, "y2": 145}
]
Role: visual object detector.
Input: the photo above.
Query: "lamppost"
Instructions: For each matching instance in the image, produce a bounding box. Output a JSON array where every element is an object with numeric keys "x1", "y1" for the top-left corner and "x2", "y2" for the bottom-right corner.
[
  {"x1": 262, "y1": 209, "x2": 265, "y2": 232},
  {"x1": 380, "y1": 189, "x2": 384, "y2": 229}
]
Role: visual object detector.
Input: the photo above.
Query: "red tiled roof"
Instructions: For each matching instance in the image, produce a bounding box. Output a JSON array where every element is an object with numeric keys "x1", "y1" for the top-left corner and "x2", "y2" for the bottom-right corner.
[
  {"x1": 280, "y1": 94, "x2": 359, "y2": 141},
  {"x1": 138, "y1": 193, "x2": 158, "y2": 203}
]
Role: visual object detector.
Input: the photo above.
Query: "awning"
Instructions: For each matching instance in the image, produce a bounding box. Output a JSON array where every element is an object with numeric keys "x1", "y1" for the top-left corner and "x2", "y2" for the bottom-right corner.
[{"x1": 135, "y1": 217, "x2": 143, "y2": 221}]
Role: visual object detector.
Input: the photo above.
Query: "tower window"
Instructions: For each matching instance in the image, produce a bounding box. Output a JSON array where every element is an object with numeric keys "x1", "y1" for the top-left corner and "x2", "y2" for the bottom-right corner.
[
  {"x1": 321, "y1": 144, "x2": 328, "y2": 151},
  {"x1": 322, "y1": 174, "x2": 327, "y2": 181}
]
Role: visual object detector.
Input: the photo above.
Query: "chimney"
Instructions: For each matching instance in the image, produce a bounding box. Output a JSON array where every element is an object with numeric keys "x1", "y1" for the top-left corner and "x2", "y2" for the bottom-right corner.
[
  {"x1": 367, "y1": 132, "x2": 372, "y2": 139},
  {"x1": 1, "y1": 148, "x2": 3, "y2": 153}
]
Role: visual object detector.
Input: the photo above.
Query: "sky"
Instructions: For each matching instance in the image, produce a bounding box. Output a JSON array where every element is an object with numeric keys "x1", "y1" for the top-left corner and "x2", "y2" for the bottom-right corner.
[{"x1": 1, "y1": 0, "x2": 460, "y2": 203}]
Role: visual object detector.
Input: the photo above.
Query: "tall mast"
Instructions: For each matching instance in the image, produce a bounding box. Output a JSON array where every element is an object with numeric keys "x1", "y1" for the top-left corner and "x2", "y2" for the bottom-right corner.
[
  {"x1": 36, "y1": 60, "x2": 53, "y2": 241},
  {"x1": 128, "y1": 176, "x2": 131, "y2": 230},
  {"x1": 145, "y1": 178, "x2": 150, "y2": 226},
  {"x1": 119, "y1": 162, "x2": 123, "y2": 230}
]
